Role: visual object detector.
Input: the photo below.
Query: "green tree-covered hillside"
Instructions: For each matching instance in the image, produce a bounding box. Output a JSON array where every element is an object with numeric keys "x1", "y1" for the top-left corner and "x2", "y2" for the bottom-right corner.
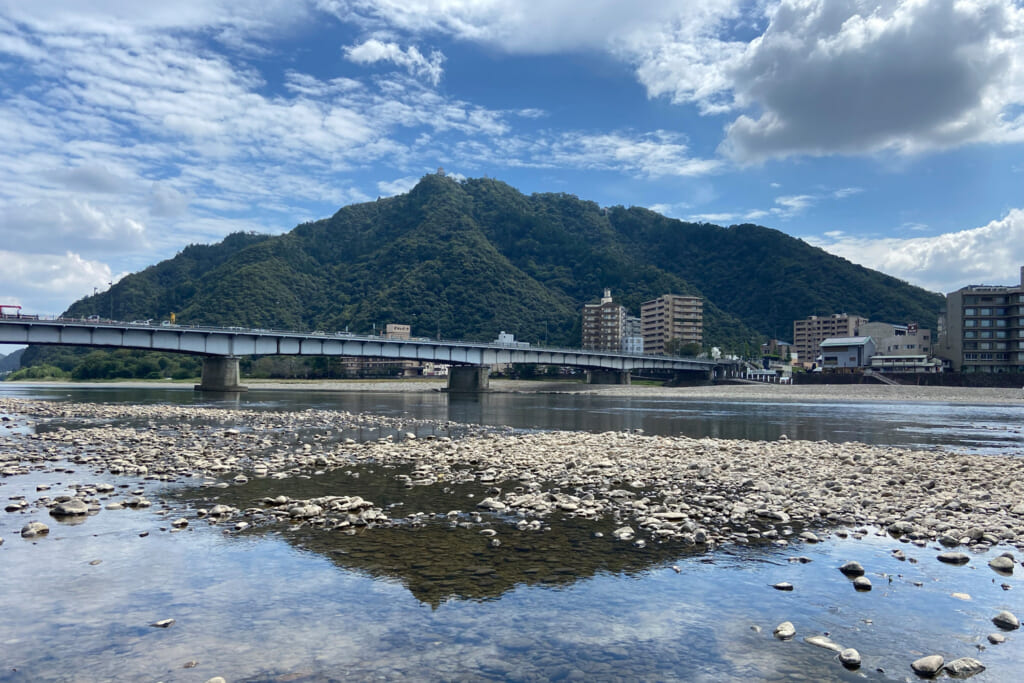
[{"x1": 19, "y1": 174, "x2": 945, "y2": 377}]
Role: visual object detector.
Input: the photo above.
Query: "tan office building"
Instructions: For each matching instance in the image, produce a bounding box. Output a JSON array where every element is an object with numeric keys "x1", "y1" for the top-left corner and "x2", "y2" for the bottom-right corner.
[
  {"x1": 793, "y1": 313, "x2": 868, "y2": 367},
  {"x1": 641, "y1": 294, "x2": 703, "y2": 355},
  {"x1": 935, "y1": 266, "x2": 1024, "y2": 373}
]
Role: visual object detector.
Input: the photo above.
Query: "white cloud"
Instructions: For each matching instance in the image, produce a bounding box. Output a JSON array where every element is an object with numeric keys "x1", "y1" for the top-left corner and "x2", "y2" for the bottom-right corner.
[
  {"x1": 809, "y1": 208, "x2": 1024, "y2": 292},
  {"x1": 718, "y1": 0, "x2": 1024, "y2": 161},
  {"x1": 771, "y1": 194, "x2": 815, "y2": 218},
  {"x1": 377, "y1": 175, "x2": 421, "y2": 196},
  {"x1": 545, "y1": 131, "x2": 721, "y2": 178},
  {"x1": 328, "y1": 1, "x2": 1024, "y2": 162},
  {"x1": 0, "y1": 198, "x2": 148, "y2": 253},
  {"x1": 0, "y1": 250, "x2": 112, "y2": 315},
  {"x1": 148, "y1": 183, "x2": 189, "y2": 218},
  {"x1": 323, "y1": 0, "x2": 743, "y2": 55},
  {"x1": 46, "y1": 164, "x2": 130, "y2": 193},
  {"x1": 0, "y1": 1, "x2": 310, "y2": 37},
  {"x1": 688, "y1": 212, "x2": 738, "y2": 223},
  {"x1": 345, "y1": 39, "x2": 445, "y2": 86},
  {"x1": 649, "y1": 202, "x2": 690, "y2": 218}
]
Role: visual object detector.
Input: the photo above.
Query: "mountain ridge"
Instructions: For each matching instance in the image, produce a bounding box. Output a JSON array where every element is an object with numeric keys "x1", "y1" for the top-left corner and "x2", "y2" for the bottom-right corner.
[{"x1": 52, "y1": 173, "x2": 942, "y2": 353}]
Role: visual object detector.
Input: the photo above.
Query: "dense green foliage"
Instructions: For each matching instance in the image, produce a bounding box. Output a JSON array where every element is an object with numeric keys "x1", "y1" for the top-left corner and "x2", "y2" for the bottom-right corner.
[
  {"x1": 17, "y1": 347, "x2": 202, "y2": 381},
  {"x1": 18, "y1": 174, "x2": 944, "y2": 379},
  {"x1": 6, "y1": 364, "x2": 69, "y2": 381}
]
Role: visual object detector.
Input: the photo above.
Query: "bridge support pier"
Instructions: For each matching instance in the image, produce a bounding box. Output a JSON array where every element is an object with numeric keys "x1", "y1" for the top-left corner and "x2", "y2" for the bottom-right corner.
[
  {"x1": 446, "y1": 365, "x2": 490, "y2": 392},
  {"x1": 195, "y1": 356, "x2": 247, "y2": 392},
  {"x1": 586, "y1": 369, "x2": 631, "y2": 385}
]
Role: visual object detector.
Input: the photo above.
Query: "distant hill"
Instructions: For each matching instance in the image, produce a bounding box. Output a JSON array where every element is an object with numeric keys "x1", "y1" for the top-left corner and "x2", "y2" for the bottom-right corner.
[
  {"x1": 0, "y1": 348, "x2": 25, "y2": 373},
  {"x1": 22, "y1": 174, "x2": 943, "y2": 374}
]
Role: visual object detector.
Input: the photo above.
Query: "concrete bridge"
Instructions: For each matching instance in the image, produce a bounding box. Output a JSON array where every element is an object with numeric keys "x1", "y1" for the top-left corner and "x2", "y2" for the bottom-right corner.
[{"x1": 0, "y1": 317, "x2": 735, "y2": 392}]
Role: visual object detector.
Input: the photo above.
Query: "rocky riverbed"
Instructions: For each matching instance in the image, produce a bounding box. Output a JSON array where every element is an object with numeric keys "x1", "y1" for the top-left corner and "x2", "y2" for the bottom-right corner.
[
  {"x1": 2, "y1": 396, "x2": 1023, "y2": 680},
  {"x1": 4, "y1": 397, "x2": 1024, "y2": 553}
]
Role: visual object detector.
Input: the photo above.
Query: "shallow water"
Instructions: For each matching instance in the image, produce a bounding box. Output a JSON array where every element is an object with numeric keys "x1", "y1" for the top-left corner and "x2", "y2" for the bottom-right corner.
[
  {"x1": 3, "y1": 384, "x2": 1023, "y2": 454},
  {"x1": 1, "y1": 386, "x2": 1023, "y2": 681}
]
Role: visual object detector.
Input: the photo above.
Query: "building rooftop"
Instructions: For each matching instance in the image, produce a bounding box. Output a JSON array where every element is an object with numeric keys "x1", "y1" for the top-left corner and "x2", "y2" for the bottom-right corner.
[{"x1": 820, "y1": 336, "x2": 873, "y2": 347}]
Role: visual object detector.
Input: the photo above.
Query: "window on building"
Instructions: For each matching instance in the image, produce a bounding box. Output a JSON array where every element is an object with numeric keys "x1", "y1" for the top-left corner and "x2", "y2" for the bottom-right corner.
[
  {"x1": 997, "y1": 319, "x2": 1007, "y2": 327},
  {"x1": 980, "y1": 308, "x2": 992, "y2": 315},
  {"x1": 997, "y1": 331, "x2": 1007, "y2": 338},
  {"x1": 981, "y1": 331, "x2": 992, "y2": 338},
  {"x1": 981, "y1": 319, "x2": 992, "y2": 327},
  {"x1": 965, "y1": 353, "x2": 978, "y2": 360},
  {"x1": 965, "y1": 308, "x2": 977, "y2": 315},
  {"x1": 980, "y1": 353, "x2": 993, "y2": 360},
  {"x1": 965, "y1": 331, "x2": 976, "y2": 338},
  {"x1": 980, "y1": 342, "x2": 991, "y2": 350},
  {"x1": 965, "y1": 319, "x2": 976, "y2": 327}
]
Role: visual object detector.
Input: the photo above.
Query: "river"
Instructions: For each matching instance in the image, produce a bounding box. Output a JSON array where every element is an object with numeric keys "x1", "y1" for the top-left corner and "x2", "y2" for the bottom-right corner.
[{"x1": 1, "y1": 384, "x2": 1022, "y2": 682}]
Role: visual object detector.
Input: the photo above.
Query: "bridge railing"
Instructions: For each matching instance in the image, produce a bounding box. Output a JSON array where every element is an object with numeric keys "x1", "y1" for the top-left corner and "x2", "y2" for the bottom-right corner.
[{"x1": 1, "y1": 316, "x2": 720, "y2": 364}]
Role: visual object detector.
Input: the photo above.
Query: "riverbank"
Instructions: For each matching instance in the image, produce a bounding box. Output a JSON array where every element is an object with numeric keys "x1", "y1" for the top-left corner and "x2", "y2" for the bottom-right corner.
[{"x1": 6, "y1": 377, "x2": 1024, "y2": 404}]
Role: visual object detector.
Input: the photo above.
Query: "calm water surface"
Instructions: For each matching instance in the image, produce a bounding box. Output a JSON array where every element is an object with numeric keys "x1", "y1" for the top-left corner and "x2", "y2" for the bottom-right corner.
[
  {"x1": 2, "y1": 383, "x2": 1023, "y2": 454},
  {"x1": 1, "y1": 384, "x2": 1022, "y2": 681}
]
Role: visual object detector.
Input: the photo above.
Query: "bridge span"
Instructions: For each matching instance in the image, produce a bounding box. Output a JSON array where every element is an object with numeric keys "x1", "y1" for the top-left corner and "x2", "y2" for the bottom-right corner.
[{"x1": 0, "y1": 317, "x2": 734, "y2": 392}]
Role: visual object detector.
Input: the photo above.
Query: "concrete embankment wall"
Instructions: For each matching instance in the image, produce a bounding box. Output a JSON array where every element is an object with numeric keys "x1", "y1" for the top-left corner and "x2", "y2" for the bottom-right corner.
[{"x1": 794, "y1": 372, "x2": 1024, "y2": 388}]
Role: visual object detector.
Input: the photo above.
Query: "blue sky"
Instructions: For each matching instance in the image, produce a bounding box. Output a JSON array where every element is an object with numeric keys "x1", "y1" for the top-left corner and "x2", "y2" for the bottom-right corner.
[{"x1": 2, "y1": 0, "x2": 1024, "y2": 328}]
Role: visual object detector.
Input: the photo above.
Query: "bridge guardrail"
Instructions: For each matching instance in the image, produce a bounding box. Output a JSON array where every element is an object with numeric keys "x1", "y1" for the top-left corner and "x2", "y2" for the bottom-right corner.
[{"x1": 0, "y1": 316, "x2": 721, "y2": 364}]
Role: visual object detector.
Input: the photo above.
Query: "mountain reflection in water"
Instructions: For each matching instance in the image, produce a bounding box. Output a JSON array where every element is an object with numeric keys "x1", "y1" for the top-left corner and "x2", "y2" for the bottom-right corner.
[{"x1": 169, "y1": 463, "x2": 728, "y2": 608}]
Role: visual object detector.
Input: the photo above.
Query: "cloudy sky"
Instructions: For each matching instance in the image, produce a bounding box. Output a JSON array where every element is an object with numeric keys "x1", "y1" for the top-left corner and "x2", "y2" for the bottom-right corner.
[{"x1": 2, "y1": 0, "x2": 1024, "y2": 323}]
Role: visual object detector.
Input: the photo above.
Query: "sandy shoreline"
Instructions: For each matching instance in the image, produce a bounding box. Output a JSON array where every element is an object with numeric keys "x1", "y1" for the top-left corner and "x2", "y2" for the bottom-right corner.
[{"x1": 7, "y1": 378, "x2": 1024, "y2": 404}]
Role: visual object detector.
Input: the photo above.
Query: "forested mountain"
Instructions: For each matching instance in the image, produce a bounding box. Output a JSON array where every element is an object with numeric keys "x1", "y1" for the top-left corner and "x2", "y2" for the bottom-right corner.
[
  {"x1": 0, "y1": 348, "x2": 24, "y2": 373},
  {"x1": 29, "y1": 174, "x2": 942, "y2": 371}
]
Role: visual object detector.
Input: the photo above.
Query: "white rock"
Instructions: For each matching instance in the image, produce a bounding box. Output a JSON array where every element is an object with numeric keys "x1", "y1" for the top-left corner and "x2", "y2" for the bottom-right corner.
[
  {"x1": 911, "y1": 655, "x2": 944, "y2": 676},
  {"x1": 944, "y1": 657, "x2": 985, "y2": 677},
  {"x1": 839, "y1": 648, "x2": 861, "y2": 668},
  {"x1": 773, "y1": 621, "x2": 795, "y2": 640}
]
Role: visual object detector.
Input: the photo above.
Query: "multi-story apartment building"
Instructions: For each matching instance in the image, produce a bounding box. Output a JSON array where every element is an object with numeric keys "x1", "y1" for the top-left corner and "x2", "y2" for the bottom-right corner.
[
  {"x1": 793, "y1": 313, "x2": 868, "y2": 367},
  {"x1": 935, "y1": 267, "x2": 1024, "y2": 373},
  {"x1": 582, "y1": 288, "x2": 627, "y2": 352},
  {"x1": 641, "y1": 294, "x2": 703, "y2": 355}
]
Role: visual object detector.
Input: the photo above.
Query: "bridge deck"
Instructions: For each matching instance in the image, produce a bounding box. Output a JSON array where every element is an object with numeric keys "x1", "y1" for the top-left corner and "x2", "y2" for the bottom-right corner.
[{"x1": 0, "y1": 317, "x2": 730, "y2": 373}]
